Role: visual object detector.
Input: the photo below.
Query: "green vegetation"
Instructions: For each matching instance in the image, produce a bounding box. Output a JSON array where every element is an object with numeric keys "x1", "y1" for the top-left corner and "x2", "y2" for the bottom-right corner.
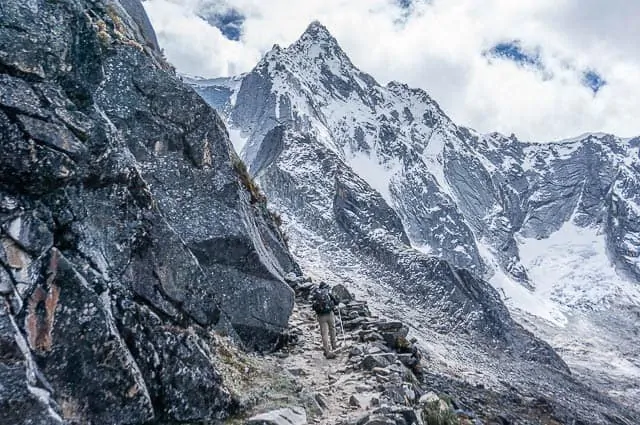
[{"x1": 421, "y1": 398, "x2": 460, "y2": 425}]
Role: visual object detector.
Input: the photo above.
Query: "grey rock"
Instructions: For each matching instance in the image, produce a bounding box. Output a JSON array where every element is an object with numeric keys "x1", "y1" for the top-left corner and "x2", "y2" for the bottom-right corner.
[
  {"x1": 118, "y1": 0, "x2": 161, "y2": 52},
  {"x1": 403, "y1": 385, "x2": 416, "y2": 404},
  {"x1": 0, "y1": 0, "x2": 298, "y2": 423},
  {"x1": 355, "y1": 384, "x2": 374, "y2": 393},
  {"x1": 3, "y1": 213, "x2": 53, "y2": 257},
  {"x1": 0, "y1": 303, "x2": 21, "y2": 364},
  {"x1": 332, "y1": 283, "x2": 354, "y2": 303},
  {"x1": 381, "y1": 385, "x2": 408, "y2": 405},
  {"x1": 361, "y1": 354, "x2": 394, "y2": 370},
  {"x1": 0, "y1": 364, "x2": 64, "y2": 425},
  {"x1": 314, "y1": 392, "x2": 328, "y2": 409},
  {"x1": 16, "y1": 114, "x2": 88, "y2": 159},
  {"x1": 397, "y1": 354, "x2": 419, "y2": 369},
  {"x1": 360, "y1": 331, "x2": 385, "y2": 343},
  {"x1": 350, "y1": 413, "x2": 372, "y2": 425},
  {"x1": 372, "y1": 367, "x2": 392, "y2": 376},
  {"x1": 246, "y1": 406, "x2": 307, "y2": 425},
  {"x1": 418, "y1": 392, "x2": 440, "y2": 405},
  {"x1": 349, "y1": 394, "x2": 362, "y2": 407},
  {"x1": 350, "y1": 345, "x2": 365, "y2": 357},
  {"x1": 363, "y1": 415, "x2": 396, "y2": 425},
  {"x1": 0, "y1": 266, "x2": 14, "y2": 295},
  {"x1": 0, "y1": 302, "x2": 62, "y2": 424}
]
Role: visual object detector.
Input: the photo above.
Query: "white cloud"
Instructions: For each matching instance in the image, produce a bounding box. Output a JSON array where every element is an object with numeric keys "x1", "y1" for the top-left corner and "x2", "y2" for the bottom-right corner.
[{"x1": 143, "y1": 0, "x2": 640, "y2": 142}]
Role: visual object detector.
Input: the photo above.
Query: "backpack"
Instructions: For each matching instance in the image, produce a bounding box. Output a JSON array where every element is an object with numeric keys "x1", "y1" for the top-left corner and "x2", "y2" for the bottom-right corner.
[{"x1": 312, "y1": 287, "x2": 334, "y2": 314}]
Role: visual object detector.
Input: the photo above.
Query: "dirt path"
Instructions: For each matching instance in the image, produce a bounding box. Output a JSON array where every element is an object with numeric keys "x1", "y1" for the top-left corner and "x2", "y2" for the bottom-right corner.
[
  {"x1": 218, "y1": 284, "x2": 461, "y2": 425},
  {"x1": 269, "y1": 302, "x2": 378, "y2": 424}
]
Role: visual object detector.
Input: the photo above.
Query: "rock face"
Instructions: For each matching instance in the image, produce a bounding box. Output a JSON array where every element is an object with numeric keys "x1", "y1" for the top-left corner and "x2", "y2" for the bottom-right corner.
[{"x1": 0, "y1": 0, "x2": 297, "y2": 423}]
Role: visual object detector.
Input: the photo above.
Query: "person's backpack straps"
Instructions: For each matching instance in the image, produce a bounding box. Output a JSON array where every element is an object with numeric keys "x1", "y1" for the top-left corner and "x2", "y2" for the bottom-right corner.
[{"x1": 312, "y1": 285, "x2": 334, "y2": 314}]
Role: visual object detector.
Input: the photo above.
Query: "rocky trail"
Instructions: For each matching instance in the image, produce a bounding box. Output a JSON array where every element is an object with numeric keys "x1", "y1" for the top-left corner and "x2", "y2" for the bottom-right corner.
[{"x1": 217, "y1": 277, "x2": 616, "y2": 425}]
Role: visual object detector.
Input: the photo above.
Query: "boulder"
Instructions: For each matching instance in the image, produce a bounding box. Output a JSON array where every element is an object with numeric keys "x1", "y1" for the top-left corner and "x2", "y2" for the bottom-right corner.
[
  {"x1": 361, "y1": 354, "x2": 394, "y2": 370},
  {"x1": 381, "y1": 385, "x2": 407, "y2": 405},
  {"x1": 418, "y1": 392, "x2": 440, "y2": 405},
  {"x1": 373, "y1": 406, "x2": 421, "y2": 425},
  {"x1": 246, "y1": 407, "x2": 307, "y2": 425},
  {"x1": 349, "y1": 345, "x2": 365, "y2": 357},
  {"x1": 332, "y1": 283, "x2": 354, "y2": 303},
  {"x1": 349, "y1": 394, "x2": 362, "y2": 407},
  {"x1": 397, "y1": 353, "x2": 419, "y2": 369},
  {"x1": 363, "y1": 415, "x2": 396, "y2": 425},
  {"x1": 360, "y1": 331, "x2": 385, "y2": 343}
]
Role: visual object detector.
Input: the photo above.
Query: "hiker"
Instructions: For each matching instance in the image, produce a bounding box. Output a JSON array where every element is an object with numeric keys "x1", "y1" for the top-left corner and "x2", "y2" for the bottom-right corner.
[{"x1": 311, "y1": 281, "x2": 339, "y2": 358}]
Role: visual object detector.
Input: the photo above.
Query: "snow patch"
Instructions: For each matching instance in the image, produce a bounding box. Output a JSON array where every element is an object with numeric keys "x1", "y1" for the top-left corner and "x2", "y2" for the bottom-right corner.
[
  {"x1": 517, "y1": 221, "x2": 640, "y2": 309},
  {"x1": 421, "y1": 132, "x2": 455, "y2": 198},
  {"x1": 476, "y1": 240, "x2": 568, "y2": 327},
  {"x1": 346, "y1": 149, "x2": 402, "y2": 205},
  {"x1": 227, "y1": 127, "x2": 249, "y2": 154}
]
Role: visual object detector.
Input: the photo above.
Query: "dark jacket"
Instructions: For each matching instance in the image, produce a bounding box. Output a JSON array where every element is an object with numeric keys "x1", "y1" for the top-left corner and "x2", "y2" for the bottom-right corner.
[{"x1": 311, "y1": 285, "x2": 338, "y2": 315}]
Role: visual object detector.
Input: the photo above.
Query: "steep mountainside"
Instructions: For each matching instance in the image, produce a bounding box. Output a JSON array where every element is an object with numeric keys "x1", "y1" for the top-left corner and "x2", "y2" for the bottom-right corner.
[
  {"x1": 2, "y1": 2, "x2": 638, "y2": 424},
  {"x1": 0, "y1": 1, "x2": 297, "y2": 423},
  {"x1": 189, "y1": 22, "x2": 640, "y2": 409}
]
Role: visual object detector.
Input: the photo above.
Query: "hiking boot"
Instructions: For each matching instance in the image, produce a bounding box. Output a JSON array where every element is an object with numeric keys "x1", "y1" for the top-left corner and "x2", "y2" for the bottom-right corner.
[{"x1": 324, "y1": 351, "x2": 336, "y2": 359}]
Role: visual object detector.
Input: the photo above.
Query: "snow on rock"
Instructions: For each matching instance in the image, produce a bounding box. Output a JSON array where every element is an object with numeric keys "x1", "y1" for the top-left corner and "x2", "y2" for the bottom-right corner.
[
  {"x1": 227, "y1": 127, "x2": 249, "y2": 154},
  {"x1": 517, "y1": 221, "x2": 640, "y2": 310},
  {"x1": 476, "y1": 239, "x2": 568, "y2": 327},
  {"x1": 346, "y1": 149, "x2": 402, "y2": 206},
  {"x1": 187, "y1": 20, "x2": 640, "y2": 408}
]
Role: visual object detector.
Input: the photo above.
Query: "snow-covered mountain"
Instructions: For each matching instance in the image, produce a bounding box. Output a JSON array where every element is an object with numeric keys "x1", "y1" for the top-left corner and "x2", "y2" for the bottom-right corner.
[{"x1": 188, "y1": 21, "x2": 640, "y2": 405}]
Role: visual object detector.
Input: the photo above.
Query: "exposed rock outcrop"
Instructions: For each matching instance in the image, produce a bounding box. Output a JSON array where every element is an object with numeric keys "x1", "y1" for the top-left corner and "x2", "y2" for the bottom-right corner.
[{"x1": 0, "y1": 0, "x2": 297, "y2": 423}]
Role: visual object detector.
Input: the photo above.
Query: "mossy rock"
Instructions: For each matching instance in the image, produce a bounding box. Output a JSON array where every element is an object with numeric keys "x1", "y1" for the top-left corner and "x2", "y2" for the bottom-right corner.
[{"x1": 421, "y1": 399, "x2": 459, "y2": 425}]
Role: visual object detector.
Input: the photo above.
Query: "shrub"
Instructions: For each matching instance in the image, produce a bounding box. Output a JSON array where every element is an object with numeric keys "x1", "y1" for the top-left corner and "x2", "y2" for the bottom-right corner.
[
  {"x1": 421, "y1": 399, "x2": 460, "y2": 425},
  {"x1": 232, "y1": 157, "x2": 266, "y2": 205}
]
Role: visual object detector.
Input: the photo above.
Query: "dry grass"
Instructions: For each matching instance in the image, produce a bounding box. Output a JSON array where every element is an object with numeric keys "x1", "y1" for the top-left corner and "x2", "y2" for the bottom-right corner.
[
  {"x1": 230, "y1": 156, "x2": 289, "y2": 246},
  {"x1": 232, "y1": 157, "x2": 266, "y2": 205}
]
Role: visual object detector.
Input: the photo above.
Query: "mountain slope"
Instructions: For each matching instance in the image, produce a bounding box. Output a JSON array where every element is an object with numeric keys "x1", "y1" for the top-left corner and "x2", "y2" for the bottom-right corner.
[{"x1": 189, "y1": 21, "x2": 640, "y2": 409}]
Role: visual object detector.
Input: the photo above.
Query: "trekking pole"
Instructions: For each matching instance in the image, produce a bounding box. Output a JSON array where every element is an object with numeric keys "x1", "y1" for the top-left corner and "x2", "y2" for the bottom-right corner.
[{"x1": 337, "y1": 305, "x2": 346, "y2": 340}]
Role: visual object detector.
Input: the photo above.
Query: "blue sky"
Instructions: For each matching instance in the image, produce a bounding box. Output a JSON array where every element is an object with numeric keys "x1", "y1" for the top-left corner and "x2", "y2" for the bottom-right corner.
[
  {"x1": 198, "y1": 8, "x2": 245, "y2": 41},
  {"x1": 486, "y1": 41, "x2": 606, "y2": 94},
  {"x1": 487, "y1": 41, "x2": 543, "y2": 69},
  {"x1": 144, "y1": 0, "x2": 640, "y2": 141}
]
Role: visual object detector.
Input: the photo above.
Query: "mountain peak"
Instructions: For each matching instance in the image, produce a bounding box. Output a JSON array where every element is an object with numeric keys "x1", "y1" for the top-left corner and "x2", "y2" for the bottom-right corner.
[
  {"x1": 301, "y1": 20, "x2": 334, "y2": 41},
  {"x1": 291, "y1": 20, "x2": 343, "y2": 56}
]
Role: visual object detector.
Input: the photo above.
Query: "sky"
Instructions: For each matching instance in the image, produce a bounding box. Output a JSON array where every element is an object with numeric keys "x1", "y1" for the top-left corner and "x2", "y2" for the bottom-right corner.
[{"x1": 142, "y1": 0, "x2": 640, "y2": 142}]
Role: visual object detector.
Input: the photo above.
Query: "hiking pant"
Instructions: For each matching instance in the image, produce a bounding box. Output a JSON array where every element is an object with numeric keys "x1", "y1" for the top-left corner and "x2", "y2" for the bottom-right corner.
[{"x1": 317, "y1": 312, "x2": 337, "y2": 355}]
